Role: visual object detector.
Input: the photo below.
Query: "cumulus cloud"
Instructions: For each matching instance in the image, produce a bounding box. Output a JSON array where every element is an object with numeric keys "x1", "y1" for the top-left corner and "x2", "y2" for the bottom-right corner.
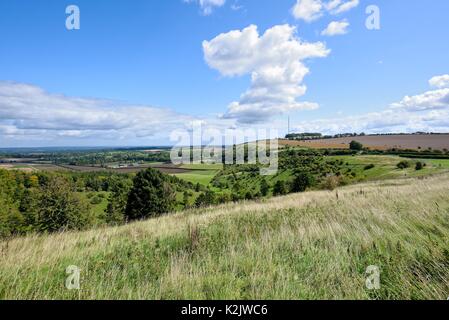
[
  {"x1": 293, "y1": 75, "x2": 449, "y2": 134},
  {"x1": 321, "y1": 19, "x2": 349, "y2": 36},
  {"x1": 0, "y1": 81, "x2": 195, "y2": 144},
  {"x1": 203, "y1": 24, "x2": 330, "y2": 124},
  {"x1": 294, "y1": 109, "x2": 449, "y2": 135},
  {"x1": 429, "y1": 74, "x2": 449, "y2": 88},
  {"x1": 292, "y1": 0, "x2": 323, "y2": 22},
  {"x1": 390, "y1": 88, "x2": 449, "y2": 112},
  {"x1": 292, "y1": 0, "x2": 359, "y2": 22},
  {"x1": 184, "y1": 0, "x2": 226, "y2": 15}
]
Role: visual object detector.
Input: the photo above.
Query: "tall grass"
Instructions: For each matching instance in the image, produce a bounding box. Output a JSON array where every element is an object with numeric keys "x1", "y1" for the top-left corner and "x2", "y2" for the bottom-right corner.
[{"x1": 1, "y1": 174, "x2": 449, "y2": 300}]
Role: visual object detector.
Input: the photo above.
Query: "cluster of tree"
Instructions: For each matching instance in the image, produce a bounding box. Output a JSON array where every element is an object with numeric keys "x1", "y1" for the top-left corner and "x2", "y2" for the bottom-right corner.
[
  {"x1": 44, "y1": 150, "x2": 171, "y2": 166},
  {"x1": 0, "y1": 170, "x2": 95, "y2": 237},
  {"x1": 396, "y1": 160, "x2": 427, "y2": 171},
  {"x1": 285, "y1": 132, "x2": 366, "y2": 141},
  {"x1": 0, "y1": 168, "x2": 191, "y2": 238},
  {"x1": 285, "y1": 133, "x2": 323, "y2": 140}
]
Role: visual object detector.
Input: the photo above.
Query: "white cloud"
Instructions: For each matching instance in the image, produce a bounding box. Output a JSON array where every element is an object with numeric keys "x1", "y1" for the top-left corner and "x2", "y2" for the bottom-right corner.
[
  {"x1": 327, "y1": 0, "x2": 359, "y2": 15},
  {"x1": 293, "y1": 75, "x2": 449, "y2": 134},
  {"x1": 429, "y1": 74, "x2": 449, "y2": 88},
  {"x1": 184, "y1": 0, "x2": 226, "y2": 15},
  {"x1": 292, "y1": 0, "x2": 323, "y2": 22},
  {"x1": 292, "y1": 0, "x2": 359, "y2": 22},
  {"x1": 203, "y1": 24, "x2": 330, "y2": 124},
  {"x1": 294, "y1": 108, "x2": 449, "y2": 135},
  {"x1": 0, "y1": 81, "x2": 195, "y2": 144},
  {"x1": 321, "y1": 19, "x2": 349, "y2": 36},
  {"x1": 390, "y1": 88, "x2": 449, "y2": 112}
]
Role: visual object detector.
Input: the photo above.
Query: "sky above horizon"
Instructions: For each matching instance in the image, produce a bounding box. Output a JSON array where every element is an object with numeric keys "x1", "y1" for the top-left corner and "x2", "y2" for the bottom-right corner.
[{"x1": 1, "y1": 0, "x2": 449, "y2": 147}]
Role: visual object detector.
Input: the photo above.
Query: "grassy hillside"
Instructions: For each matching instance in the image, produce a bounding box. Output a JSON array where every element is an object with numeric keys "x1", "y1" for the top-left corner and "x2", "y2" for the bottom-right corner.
[{"x1": 1, "y1": 173, "x2": 449, "y2": 300}]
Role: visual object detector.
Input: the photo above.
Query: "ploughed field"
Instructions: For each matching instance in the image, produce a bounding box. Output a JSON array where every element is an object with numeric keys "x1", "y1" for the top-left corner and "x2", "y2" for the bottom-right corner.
[{"x1": 281, "y1": 134, "x2": 449, "y2": 150}]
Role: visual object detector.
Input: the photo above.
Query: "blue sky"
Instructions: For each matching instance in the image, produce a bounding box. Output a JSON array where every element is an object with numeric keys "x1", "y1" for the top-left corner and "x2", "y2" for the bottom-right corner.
[{"x1": 1, "y1": 0, "x2": 449, "y2": 147}]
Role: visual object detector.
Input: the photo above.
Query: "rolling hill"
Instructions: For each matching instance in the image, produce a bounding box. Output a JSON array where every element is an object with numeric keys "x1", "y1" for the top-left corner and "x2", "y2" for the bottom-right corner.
[{"x1": 1, "y1": 173, "x2": 449, "y2": 300}]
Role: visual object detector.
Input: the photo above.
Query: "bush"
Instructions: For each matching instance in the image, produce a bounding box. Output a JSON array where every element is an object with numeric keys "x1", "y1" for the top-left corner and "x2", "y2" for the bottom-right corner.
[
  {"x1": 397, "y1": 161, "x2": 411, "y2": 170},
  {"x1": 349, "y1": 141, "x2": 363, "y2": 151},
  {"x1": 291, "y1": 172, "x2": 314, "y2": 193},
  {"x1": 415, "y1": 161, "x2": 424, "y2": 171},
  {"x1": 260, "y1": 178, "x2": 270, "y2": 197},
  {"x1": 321, "y1": 175, "x2": 341, "y2": 190},
  {"x1": 273, "y1": 181, "x2": 288, "y2": 196},
  {"x1": 195, "y1": 190, "x2": 217, "y2": 207},
  {"x1": 364, "y1": 164, "x2": 375, "y2": 170},
  {"x1": 90, "y1": 195, "x2": 103, "y2": 205}
]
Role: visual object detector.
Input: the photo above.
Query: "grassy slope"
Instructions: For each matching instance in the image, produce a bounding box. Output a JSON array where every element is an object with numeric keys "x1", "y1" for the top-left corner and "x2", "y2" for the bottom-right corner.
[
  {"x1": 328, "y1": 155, "x2": 449, "y2": 181},
  {"x1": 1, "y1": 174, "x2": 449, "y2": 300}
]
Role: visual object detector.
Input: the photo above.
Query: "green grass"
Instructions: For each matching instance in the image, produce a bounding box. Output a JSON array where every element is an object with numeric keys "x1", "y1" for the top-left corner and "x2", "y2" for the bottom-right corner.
[
  {"x1": 174, "y1": 170, "x2": 218, "y2": 185},
  {"x1": 328, "y1": 155, "x2": 449, "y2": 181},
  {"x1": 180, "y1": 163, "x2": 224, "y2": 170},
  {"x1": 1, "y1": 173, "x2": 449, "y2": 299},
  {"x1": 78, "y1": 192, "x2": 110, "y2": 218}
]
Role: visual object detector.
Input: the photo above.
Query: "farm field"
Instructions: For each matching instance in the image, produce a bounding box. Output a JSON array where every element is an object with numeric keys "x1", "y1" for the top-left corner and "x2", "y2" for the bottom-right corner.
[
  {"x1": 327, "y1": 155, "x2": 449, "y2": 181},
  {"x1": 1, "y1": 173, "x2": 448, "y2": 299},
  {"x1": 174, "y1": 170, "x2": 219, "y2": 185},
  {"x1": 0, "y1": 163, "x2": 68, "y2": 172},
  {"x1": 282, "y1": 134, "x2": 449, "y2": 150},
  {"x1": 173, "y1": 163, "x2": 224, "y2": 185}
]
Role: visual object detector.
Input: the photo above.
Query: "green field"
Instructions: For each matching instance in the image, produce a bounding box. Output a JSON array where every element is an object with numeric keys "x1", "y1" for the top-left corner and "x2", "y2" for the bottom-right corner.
[
  {"x1": 174, "y1": 163, "x2": 223, "y2": 185},
  {"x1": 78, "y1": 192, "x2": 110, "y2": 219},
  {"x1": 174, "y1": 170, "x2": 218, "y2": 185},
  {"x1": 327, "y1": 155, "x2": 449, "y2": 181}
]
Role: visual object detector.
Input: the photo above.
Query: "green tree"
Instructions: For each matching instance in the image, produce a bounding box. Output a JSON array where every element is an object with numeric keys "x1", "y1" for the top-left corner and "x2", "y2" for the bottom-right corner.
[
  {"x1": 125, "y1": 168, "x2": 176, "y2": 220},
  {"x1": 349, "y1": 140, "x2": 363, "y2": 151},
  {"x1": 415, "y1": 161, "x2": 424, "y2": 171},
  {"x1": 273, "y1": 180, "x2": 288, "y2": 196},
  {"x1": 260, "y1": 178, "x2": 270, "y2": 196},
  {"x1": 37, "y1": 176, "x2": 92, "y2": 232},
  {"x1": 105, "y1": 177, "x2": 131, "y2": 225},
  {"x1": 0, "y1": 170, "x2": 24, "y2": 237},
  {"x1": 195, "y1": 189, "x2": 217, "y2": 207},
  {"x1": 397, "y1": 160, "x2": 410, "y2": 169},
  {"x1": 291, "y1": 172, "x2": 314, "y2": 193}
]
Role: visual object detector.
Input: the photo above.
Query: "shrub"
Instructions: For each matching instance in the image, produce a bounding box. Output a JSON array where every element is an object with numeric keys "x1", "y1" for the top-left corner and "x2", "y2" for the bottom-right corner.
[
  {"x1": 364, "y1": 164, "x2": 375, "y2": 170},
  {"x1": 273, "y1": 181, "x2": 288, "y2": 196},
  {"x1": 397, "y1": 161, "x2": 411, "y2": 170},
  {"x1": 415, "y1": 161, "x2": 424, "y2": 171},
  {"x1": 90, "y1": 195, "x2": 103, "y2": 205},
  {"x1": 195, "y1": 190, "x2": 217, "y2": 207},
  {"x1": 349, "y1": 140, "x2": 363, "y2": 151},
  {"x1": 260, "y1": 178, "x2": 270, "y2": 196},
  {"x1": 321, "y1": 175, "x2": 341, "y2": 190},
  {"x1": 291, "y1": 172, "x2": 314, "y2": 193}
]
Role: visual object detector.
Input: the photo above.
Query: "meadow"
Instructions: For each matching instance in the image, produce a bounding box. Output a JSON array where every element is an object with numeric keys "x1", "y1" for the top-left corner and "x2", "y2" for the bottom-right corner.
[{"x1": 1, "y1": 173, "x2": 448, "y2": 299}]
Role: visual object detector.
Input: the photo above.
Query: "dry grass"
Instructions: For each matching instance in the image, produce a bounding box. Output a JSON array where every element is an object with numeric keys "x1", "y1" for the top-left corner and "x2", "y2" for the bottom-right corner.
[{"x1": 1, "y1": 174, "x2": 449, "y2": 300}]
